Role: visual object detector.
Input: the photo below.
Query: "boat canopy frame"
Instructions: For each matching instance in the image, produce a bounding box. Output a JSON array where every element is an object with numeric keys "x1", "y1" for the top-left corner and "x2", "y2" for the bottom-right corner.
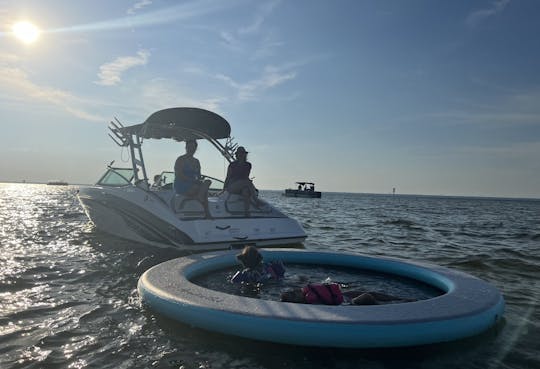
[
  {"x1": 107, "y1": 108, "x2": 238, "y2": 184},
  {"x1": 295, "y1": 182, "x2": 315, "y2": 186}
]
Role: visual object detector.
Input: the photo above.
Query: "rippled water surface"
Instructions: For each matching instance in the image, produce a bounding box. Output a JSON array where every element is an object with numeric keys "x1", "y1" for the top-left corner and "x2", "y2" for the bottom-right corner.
[{"x1": 1, "y1": 183, "x2": 539, "y2": 368}]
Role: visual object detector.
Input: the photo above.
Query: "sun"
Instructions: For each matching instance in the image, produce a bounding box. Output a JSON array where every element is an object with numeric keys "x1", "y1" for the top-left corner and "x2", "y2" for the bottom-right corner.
[{"x1": 12, "y1": 21, "x2": 41, "y2": 44}]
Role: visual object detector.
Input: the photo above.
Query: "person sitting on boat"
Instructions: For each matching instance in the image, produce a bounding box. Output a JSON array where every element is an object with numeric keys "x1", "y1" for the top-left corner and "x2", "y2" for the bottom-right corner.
[
  {"x1": 224, "y1": 146, "x2": 264, "y2": 216},
  {"x1": 174, "y1": 139, "x2": 212, "y2": 218},
  {"x1": 280, "y1": 283, "x2": 415, "y2": 305},
  {"x1": 151, "y1": 174, "x2": 161, "y2": 189},
  {"x1": 231, "y1": 246, "x2": 285, "y2": 284}
]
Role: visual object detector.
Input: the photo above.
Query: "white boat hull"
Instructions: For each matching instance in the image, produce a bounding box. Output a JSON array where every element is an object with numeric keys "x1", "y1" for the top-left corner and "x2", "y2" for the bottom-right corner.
[{"x1": 78, "y1": 185, "x2": 306, "y2": 250}]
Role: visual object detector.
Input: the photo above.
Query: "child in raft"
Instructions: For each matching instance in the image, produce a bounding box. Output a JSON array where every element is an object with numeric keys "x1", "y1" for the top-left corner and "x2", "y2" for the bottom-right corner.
[
  {"x1": 231, "y1": 246, "x2": 285, "y2": 284},
  {"x1": 280, "y1": 283, "x2": 416, "y2": 305}
]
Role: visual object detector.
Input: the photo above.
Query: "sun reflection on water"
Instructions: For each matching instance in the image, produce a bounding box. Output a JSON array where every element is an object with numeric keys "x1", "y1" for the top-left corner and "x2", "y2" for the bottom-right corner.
[{"x1": 0, "y1": 183, "x2": 103, "y2": 367}]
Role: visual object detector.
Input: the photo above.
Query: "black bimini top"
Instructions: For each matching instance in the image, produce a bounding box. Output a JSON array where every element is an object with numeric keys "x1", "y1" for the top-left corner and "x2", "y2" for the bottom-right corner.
[{"x1": 119, "y1": 107, "x2": 231, "y2": 142}]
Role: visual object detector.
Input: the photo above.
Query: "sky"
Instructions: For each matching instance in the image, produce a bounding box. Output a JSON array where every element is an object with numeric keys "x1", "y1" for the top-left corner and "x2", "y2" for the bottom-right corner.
[{"x1": 1, "y1": 0, "x2": 539, "y2": 198}]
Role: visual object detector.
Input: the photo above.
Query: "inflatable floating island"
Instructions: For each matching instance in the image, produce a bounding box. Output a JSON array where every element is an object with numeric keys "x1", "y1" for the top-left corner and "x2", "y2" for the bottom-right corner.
[{"x1": 138, "y1": 249, "x2": 504, "y2": 348}]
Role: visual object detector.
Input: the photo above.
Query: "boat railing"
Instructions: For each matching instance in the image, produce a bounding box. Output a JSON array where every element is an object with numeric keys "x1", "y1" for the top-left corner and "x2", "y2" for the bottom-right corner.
[{"x1": 108, "y1": 118, "x2": 148, "y2": 184}]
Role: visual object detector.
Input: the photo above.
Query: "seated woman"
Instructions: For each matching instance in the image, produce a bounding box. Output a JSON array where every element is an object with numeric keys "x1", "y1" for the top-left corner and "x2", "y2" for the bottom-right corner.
[
  {"x1": 224, "y1": 146, "x2": 263, "y2": 217},
  {"x1": 231, "y1": 246, "x2": 285, "y2": 285},
  {"x1": 280, "y1": 283, "x2": 415, "y2": 305},
  {"x1": 174, "y1": 139, "x2": 212, "y2": 218}
]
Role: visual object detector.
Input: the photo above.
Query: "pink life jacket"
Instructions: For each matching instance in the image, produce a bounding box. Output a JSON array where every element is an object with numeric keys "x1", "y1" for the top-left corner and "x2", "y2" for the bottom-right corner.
[{"x1": 302, "y1": 283, "x2": 344, "y2": 305}]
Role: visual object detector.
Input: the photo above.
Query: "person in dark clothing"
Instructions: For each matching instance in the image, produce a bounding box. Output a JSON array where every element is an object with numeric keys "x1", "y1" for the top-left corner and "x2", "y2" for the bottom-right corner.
[
  {"x1": 174, "y1": 140, "x2": 212, "y2": 218},
  {"x1": 224, "y1": 146, "x2": 263, "y2": 216},
  {"x1": 231, "y1": 245, "x2": 285, "y2": 284}
]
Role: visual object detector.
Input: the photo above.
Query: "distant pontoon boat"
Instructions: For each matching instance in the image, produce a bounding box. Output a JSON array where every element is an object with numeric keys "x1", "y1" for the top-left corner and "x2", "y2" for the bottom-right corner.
[{"x1": 284, "y1": 182, "x2": 322, "y2": 198}]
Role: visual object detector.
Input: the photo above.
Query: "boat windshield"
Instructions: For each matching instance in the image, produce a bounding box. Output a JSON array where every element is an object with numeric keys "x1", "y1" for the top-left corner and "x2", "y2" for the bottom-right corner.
[
  {"x1": 97, "y1": 168, "x2": 135, "y2": 187},
  {"x1": 158, "y1": 171, "x2": 175, "y2": 187}
]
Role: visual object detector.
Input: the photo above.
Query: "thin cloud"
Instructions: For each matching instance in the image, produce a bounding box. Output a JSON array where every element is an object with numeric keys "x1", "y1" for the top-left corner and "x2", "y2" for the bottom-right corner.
[
  {"x1": 47, "y1": 0, "x2": 244, "y2": 34},
  {"x1": 466, "y1": 0, "x2": 511, "y2": 27},
  {"x1": 216, "y1": 65, "x2": 296, "y2": 101},
  {"x1": 0, "y1": 63, "x2": 105, "y2": 122},
  {"x1": 96, "y1": 50, "x2": 150, "y2": 86},
  {"x1": 141, "y1": 78, "x2": 225, "y2": 112},
  {"x1": 251, "y1": 34, "x2": 284, "y2": 60},
  {"x1": 219, "y1": 0, "x2": 282, "y2": 57},
  {"x1": 127, "y1": 0, "x2": 153, "y2": 15},
  {"x1": 179, "y1": 61, "x2": 299, "y2": 101},
  {"x1": 219, "y1": 30, "x2": 241, "y2": 50},
  {"x1": 211, "y1": 56, "x2": 323, "y2": 101},
  {"x1": 238, "y1": 0, "x2": 281, "y2": 35}
]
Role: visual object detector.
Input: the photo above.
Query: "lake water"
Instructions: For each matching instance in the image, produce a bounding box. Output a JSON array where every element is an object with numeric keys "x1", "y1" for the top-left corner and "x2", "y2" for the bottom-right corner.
[{"x1": 1, "y1": 183, "x2": 539, "y2": 369}]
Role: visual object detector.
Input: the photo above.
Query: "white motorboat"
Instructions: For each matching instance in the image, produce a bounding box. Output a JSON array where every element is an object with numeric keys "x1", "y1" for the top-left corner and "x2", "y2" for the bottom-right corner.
[
  {"x1": 47, "y1": 180, "x2": 68, "y2": 186},
  {"x1": 77, "y1": 107, "x2": 306, "y2": 251}
]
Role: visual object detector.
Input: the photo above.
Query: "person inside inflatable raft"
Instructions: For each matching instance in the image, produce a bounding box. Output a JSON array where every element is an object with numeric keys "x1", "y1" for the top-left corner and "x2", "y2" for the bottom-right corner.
[
  {"x1": 231, "y1": 246, "x2": 285, "y2": 284},
  {"x1": 280, "y1": 283, "x2": 416, "y2": 305}
]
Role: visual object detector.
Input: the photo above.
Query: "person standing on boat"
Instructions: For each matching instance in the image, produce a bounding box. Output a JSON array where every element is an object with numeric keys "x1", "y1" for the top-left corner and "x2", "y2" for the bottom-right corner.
[
  {"x1": 174, "y1": 139, "x2": 212, "y2": 218},
  {"x1": 224, "y1": 146, "x2": 263, "y2": 216}
]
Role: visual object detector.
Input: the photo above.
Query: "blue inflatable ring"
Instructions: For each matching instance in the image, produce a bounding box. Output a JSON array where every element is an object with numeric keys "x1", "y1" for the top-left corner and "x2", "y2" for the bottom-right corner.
[{"x1": 138, "y1": 249, "x2": 504, "y2": 348}]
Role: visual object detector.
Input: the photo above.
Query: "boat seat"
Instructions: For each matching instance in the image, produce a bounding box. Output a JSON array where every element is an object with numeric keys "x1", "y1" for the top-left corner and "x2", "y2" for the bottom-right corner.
[
  {"x1": 170, "y1": 194, "x2": 205, "y2": 214},
  {"x1": 223, "y1": 192, "x2": 245, "y2": 214},
  {"x1": 223, "y1": 192, "x2": 271, "y2": 215}
]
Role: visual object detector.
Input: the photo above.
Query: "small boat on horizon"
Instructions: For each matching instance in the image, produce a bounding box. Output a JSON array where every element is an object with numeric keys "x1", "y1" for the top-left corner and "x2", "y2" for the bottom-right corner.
[
  {"x1": 284, "y1": 182, "x2": 322, "y2": 198},
  {"x1": 47, "y1": 180, "x2": 68, "y2": 186}
]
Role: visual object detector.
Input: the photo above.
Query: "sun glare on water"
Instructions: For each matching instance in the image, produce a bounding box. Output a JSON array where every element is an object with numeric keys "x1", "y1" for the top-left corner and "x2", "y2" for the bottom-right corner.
[{"x1": 12, "y1": 21, "x2": 41, "y2": 44}]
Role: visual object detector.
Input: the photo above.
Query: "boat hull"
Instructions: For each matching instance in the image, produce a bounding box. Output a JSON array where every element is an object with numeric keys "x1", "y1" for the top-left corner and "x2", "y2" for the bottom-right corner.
[
  {"x1": 284, "y1": 189, "x2": 321, "y2": 198},
  {"x1": 78, "y1": 186, "x2": 307, "y2": 250}
]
